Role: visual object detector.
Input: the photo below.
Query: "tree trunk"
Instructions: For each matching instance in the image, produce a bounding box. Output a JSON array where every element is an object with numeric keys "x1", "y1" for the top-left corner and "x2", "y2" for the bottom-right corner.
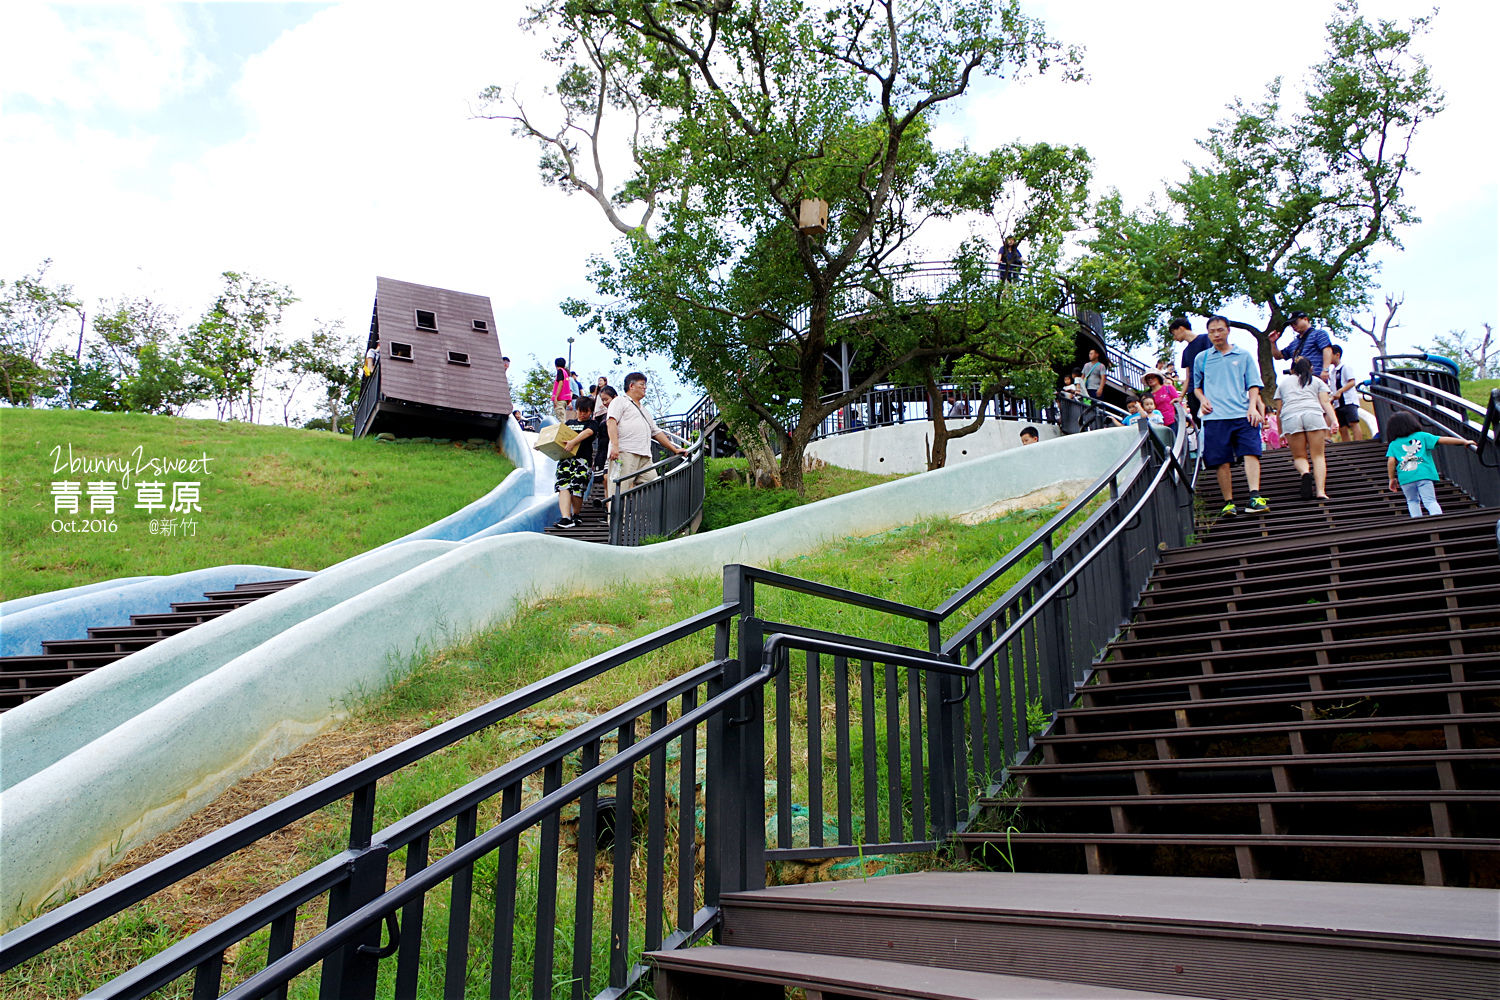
[
  {"x1": 1254, "y1": 330, "x2": 1278, "y2": 394},
  {"x1": 924, "y1": 375, "x2": 951, "y2": 470}
]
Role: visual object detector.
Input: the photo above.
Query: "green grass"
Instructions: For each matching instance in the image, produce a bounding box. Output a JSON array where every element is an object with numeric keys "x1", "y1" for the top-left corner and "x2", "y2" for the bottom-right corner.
[
  {"x1": 1460, "y1": 378, "x2": 1499, "y2": 409},
  {"x1": 4, "y1": 494, "x2": 1094, "y2": 999},
  {"x1": 700, "y1": 456, "x2": 905, "y2": 531},
  {"x1": 0, "y1": 409, "x2": 513, "y2": 601}
]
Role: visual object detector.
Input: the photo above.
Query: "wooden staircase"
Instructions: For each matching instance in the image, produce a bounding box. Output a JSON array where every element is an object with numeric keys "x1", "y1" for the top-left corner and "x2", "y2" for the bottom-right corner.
[
  {"x1": 0, "y1": 578, "x2": 303, "y2": 711},
  {"x1": 648, "y1": 439, "x2": 1500, "y2": 998},
  {"x1": 543, "y1": 470, "x2": 612, "y2": 544}
]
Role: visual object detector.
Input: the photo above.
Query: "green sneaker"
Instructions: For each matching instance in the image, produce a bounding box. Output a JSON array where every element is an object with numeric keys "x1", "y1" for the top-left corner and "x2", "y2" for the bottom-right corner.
[
  {"x1": 1247, "y1": 494, "x2": 1270, "y2": 514},
  {"x1": 1218, "y1": 500, "x2": 1238, "y2": 518}
]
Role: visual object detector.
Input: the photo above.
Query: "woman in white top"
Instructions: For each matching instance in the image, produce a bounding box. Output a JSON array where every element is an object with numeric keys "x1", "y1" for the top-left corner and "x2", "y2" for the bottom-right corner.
[{"x1": 1273, "y1": 356, "x2": 1338, "y2": 500}]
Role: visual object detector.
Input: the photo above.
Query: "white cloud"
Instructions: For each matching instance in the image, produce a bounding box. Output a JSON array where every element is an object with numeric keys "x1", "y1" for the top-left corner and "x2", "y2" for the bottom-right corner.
[{"x1": 0, "y1": 6, "x2": 209, "y2": 114}]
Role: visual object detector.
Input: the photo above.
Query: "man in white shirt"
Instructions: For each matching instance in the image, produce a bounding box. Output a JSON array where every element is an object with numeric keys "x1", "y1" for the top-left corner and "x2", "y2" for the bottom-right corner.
[
  {"x1": 607, "y1": 371, "x2": 686, "y2": 500},
  {"x1": 1325, "y1": 345, "x2": 1363, "y2": 442}
]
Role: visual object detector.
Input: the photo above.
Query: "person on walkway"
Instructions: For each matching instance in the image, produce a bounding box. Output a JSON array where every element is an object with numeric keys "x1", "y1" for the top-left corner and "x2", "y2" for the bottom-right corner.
[
  {"x1": 1325, "y1": 345, "x2": 1363, "y2": 442},
  {"x1": 1273, "y1": 311, "x2": 1333, "y2": 377},
  {"x1": 1194, "y1": 315, "x2": 1268, "y2": 517},
  {"x1": 553, "y1": 396, "x2": 601, "y2": 529},
  {"x1": 1274, "y1": 356, "x2": 1339, "y2": 500},
  {"x1": 1384, "y1": 411, "x2": 1478, "y2": 518},
  {"x1": 1142, "y1": 371, "x2": 1180, "y2": 428},
  {"x1": 1080, "y1": 348, "x2": 1109, "y2": 401},
  {"x1": 1172, "y1": 318, "x2": 1210, "y2": 424},
  {"x1": 999, "y1": 237, "x2": 1023, "y2": 283},
  {"x1": 1019, "y1": 426, "x2": 1040, "y2": 445},
  {"x1": 551, "y1": 357, "x2": 573, "y2": 421},
  {"x1": 607, "y1": 372, "x2": 686, "y2": 500}
]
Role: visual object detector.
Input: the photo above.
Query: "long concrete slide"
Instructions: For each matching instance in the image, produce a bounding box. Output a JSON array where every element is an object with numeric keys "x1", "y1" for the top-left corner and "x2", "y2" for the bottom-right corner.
[
  {"x1": 0, "y1": 426, "x2": 1140, "y2": 925},
  {"x1": 0, "y1": 417, "x2": 559, "y2": 790}
]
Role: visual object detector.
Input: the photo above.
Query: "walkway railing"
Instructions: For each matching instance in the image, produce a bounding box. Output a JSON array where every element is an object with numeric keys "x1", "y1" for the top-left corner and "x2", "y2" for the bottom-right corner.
[
  {"x1": 1, "y1": 420, "x2": 1193, "y2": 999},
  {"x1": 352, "y1": 362, "x2": 380, "y2": 439},
  {"x1": 608, "y1": 430, "x2": 708, "y2": 546},
  {"x1": 1366, "y1": 364, "x2": 1500, "y2": 508}
]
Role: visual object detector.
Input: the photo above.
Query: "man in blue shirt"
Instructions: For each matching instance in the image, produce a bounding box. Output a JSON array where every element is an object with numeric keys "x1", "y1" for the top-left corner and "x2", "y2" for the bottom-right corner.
[
  {"x1": 1193, "y1": 315, "x2": 1268, "y2": 516},
  {"x1": 1273, "y1": 310, "x2": 1333, "y2": 377}
]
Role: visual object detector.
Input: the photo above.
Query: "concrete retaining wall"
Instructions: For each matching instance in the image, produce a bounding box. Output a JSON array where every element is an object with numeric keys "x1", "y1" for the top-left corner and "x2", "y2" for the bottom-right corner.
[{"x1": 805, "y1": 419, "x2": 1061, "y2": 474}]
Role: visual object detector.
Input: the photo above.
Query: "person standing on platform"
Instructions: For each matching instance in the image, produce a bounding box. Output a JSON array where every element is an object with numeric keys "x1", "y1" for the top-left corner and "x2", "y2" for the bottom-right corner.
[{"x1": 999, "y1": 237, "x2": 1023, "y2": 283}]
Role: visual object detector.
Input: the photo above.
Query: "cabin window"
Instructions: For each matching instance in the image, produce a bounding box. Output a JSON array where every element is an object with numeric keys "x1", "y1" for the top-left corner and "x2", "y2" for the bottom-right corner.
[
  {"x1": 471, "y1": 319, "x2": 488, "y2": 332},
  {"x1": 447, "y1": 351, "x2": 470, "y2": 366},
  {"x1": 415, "y1": 309, "x2": 438, "y2": 331},
  {"x1": 390, "y1": 342, "x2": 413, "y2": 361}
]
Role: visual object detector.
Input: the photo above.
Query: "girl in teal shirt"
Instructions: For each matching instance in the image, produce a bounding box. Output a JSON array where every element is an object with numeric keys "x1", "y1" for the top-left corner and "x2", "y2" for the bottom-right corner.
[{"x1": 1384, "y1": 411, "x2": 1478, "y2": 517}]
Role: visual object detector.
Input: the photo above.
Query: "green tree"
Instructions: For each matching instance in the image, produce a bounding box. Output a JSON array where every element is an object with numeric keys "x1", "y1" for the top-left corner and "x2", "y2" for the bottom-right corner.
[
  {"x1": 516, "y1": 359, "x2": 554, "y2": 412},
  {"x1": 73, "y1": 293, "x2": 210, "y2": 413},
  {"x1": 0, "y1": 260, "x2": 81, "y2": 406},
  {"x1": 1420, "y1": 324, "x2": 1497, "y2": 383},
  {"x1": 488, "y1": 0, "x2": 1082, "y2": 491},
  {"x1": 186, "y1": 271, "x2": 298, "y2": 421},
  {"x1": 279, "y1": 319, "x2": 361, "y2": 430},
  {"x1": 1071, "y1": 1, "x2": 1444, "y2": 388}
]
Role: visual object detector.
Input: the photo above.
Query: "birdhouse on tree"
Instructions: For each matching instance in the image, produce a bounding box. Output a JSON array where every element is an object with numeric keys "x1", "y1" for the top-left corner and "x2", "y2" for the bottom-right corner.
[{"x1": 798, "y1": 198, "x2": 828, "y2": 235}]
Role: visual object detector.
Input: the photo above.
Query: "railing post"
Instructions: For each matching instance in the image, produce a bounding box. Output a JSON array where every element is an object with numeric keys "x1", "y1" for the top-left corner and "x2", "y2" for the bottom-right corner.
[
  {"x1": 318, "y1": 784, "x2": 389, "y2": 1000},
  {"x1": 709, "y1": 567, "x2": 766, "y2": 909}
]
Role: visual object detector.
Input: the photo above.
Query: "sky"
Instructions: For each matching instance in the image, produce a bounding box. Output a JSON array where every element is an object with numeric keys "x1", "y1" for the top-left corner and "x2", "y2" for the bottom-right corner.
[{"x1": 1, "y1": 1, "x2": 1495, "y2": 418}]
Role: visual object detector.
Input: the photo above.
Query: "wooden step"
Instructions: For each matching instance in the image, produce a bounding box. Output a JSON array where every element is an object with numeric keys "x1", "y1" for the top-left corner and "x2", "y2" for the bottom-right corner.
[
  {"x1": 982, "y1": 790, "x2": 1500, "y2": 840},
  {"x1": 1105, "y1": 606, "x2": 1500, "y2": 663},
  {"x1": 1080, "y1": 646, "x2": 1500, "y2": 706},
  {"x1": 958, "y1": 831, "x2": 1500, "y2": 886},
  {"x1": 1032, "y1": 713, "x2": 1500, "y2": 765},
  {"x1": 1055, "y1": 678, "x2": 1500, "y2": 735},
  {"x1": 649, "y1": 946, "x2": 1202, "y2": 999},
  {"x1": 1082, "y1": 630, "x2": 1500, "y2": 697},
  {"x1": 1007, "y1": 748, "x2": 1500, "y2": 797},
  {"x1": 1129, "y1": 565, "x2": 1498, "y2": 622},
  {"x1": 713, "y1": 872, "x2": 1500, "y2": 1000},
  {"x1": 1121, "y1": 591, "x2": 1500, "y2": 646}
]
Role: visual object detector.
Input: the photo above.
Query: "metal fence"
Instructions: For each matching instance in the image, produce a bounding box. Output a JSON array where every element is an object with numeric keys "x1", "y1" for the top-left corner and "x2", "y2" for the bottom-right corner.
[
  {"x1": 607, "y1": 431, "x2": 708, "y2": 546},
  {"x1": 1, "y1": 424, "x2": 1192, "y2": 1000},
  {"x1": 352, "y1": 363, "x2": 380, "y2": 439},
  {"x1": 1367, "y1": 367, "x2": 1500, "y2": 508}
]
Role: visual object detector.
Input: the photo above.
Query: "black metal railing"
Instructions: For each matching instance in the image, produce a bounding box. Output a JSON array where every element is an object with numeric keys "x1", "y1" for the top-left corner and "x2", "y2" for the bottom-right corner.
[
  {"x1": 608, "y1": 430, "x2": 707, "y2": 545},
  {"x1": 1100, "y1": 344, "x2": 1153, "y2": 391},
  {"x1": 1366, "y1": 367, "x2": 1500, "y2": 508},
  {"x1": 353, "y1": 362, "x2": 381, "y2": 439},
  {"x1": 2, "y1": 423, "x2": 1192, "y2": 999},
  {"x1": 1371, "y1": 353, "x2": 1462, "y2": 397}
]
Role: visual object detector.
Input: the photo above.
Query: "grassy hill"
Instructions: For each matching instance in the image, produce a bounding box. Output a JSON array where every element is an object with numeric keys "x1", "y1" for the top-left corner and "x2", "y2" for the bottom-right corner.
[
  {"x1": 0, "y1": 409, "x2": 514, "y2": 602},
  {"x1": 1461, "y1": 378, "x2": 1499, "y2": 409}
]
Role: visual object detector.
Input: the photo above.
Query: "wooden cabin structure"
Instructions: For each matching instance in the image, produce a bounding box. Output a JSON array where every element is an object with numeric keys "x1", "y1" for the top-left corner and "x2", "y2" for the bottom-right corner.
[{"x1": 353, "y1": 277, "x2": 513, "y2": 440}]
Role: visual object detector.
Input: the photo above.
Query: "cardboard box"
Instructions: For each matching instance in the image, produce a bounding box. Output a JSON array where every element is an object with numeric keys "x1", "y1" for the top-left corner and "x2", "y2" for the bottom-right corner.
[{"x1": 533, "y1": 422, "x2": 580, "y2": 461}]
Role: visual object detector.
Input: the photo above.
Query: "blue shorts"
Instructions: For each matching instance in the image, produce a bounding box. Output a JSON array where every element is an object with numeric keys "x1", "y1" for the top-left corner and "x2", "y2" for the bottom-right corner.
[{"x1": 1202, "y1": 419, "x2": 1263, "y2": 467}]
